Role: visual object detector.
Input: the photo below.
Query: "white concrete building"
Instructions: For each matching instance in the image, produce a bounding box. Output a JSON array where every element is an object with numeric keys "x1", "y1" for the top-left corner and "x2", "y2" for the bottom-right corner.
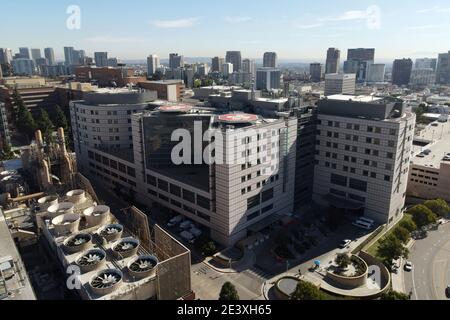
[
  {"x1": 324, "y1": 73, "x2": 356, "y2": 96},
  {"x1": 367, "y1": 64, "x2": 386, "y2": 83},
  {"x1": 147, "y1": 54, "x2": 160, "y2": 77},
  {"x1": 71, "y1": 91, "x2": 298, "y2": 246},
  {"x1": 313, "y1": 95, "x2": 416, "y2": 225},
  {"x1": 409, "y1": 68, "x2": 435, "y2": 86},
  {"x1": 222, "y1": 63, "x2": 233, "y2": 77}
]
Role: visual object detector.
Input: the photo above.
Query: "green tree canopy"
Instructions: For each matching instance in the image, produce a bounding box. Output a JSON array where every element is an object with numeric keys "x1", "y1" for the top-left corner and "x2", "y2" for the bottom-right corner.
[
  {"x1": 219, "y1": 282, "x2": 240, "y2": 301},
  {"x1": 52, "y1": 105, "x2": 69, "y2": 132},
  {"x1": 408, "y1": 205, "x2": 437, "y2": 227},
  {"x1": 36, "y1": 109, "x2": 54, "y2": 143},
  {"x1": 14, "y1": 92, "x2": 37, "y2": 140},
  {"x1": 423, "y1": 199, "x2": 450, "y2": 218},
  {"x1": 335, "y1": 253, "x2": 351, "y2": 270},
  {"x1": 377, "y1": 235, "x2": 409, "y2": 269},
  {"x1": 291, "y1": 280, "x2": 325, "y2": 300},
  {"x1": 0, "y1": 144, "x2": 15, "y2": 161},
  {"x1": 399, "y1": 219, "x2": 417, "y2": 233},
  {"x1": 380, "y1": 290, "x2": 410, "y2": 300},
  {"x1": 393, "y1": 226, "x2": 411, "y2": 244}
]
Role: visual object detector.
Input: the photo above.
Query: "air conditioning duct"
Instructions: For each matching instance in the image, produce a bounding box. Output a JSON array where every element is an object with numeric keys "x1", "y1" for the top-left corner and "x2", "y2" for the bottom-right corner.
[
  {"x1": 52, "y1": 213, "x2": 81, "y2": 235},
  {"x1": 127, "y1": 255, "x2": 158, "y2": 279},
  {"x1": 112, "y1": 237, "x2": 140, "y2": 259},
  {"x1": 83, "y1": 205, "x2": 110, "y2": 227},
  {"x1": 66, "y1": 189, "x2": 86, "y2": 205},
  {"x1": 89, "y1": 269, "x2": 123, "y2": 296},
  {"x1": 76, "y1": 249, "x2": 106, "y2": 273},
  {"x1": 37, "y1": 196, "x2": 58, "y2": 212},
  {"x1": 97, "y1": 224, "x2": 123, "y2": 242},
  {"x1": 63, "y1": 233, "x2": 92, "y2": 254},
  {"x1": 47, "y1": 202, "x2": 74, "y2": 219}
]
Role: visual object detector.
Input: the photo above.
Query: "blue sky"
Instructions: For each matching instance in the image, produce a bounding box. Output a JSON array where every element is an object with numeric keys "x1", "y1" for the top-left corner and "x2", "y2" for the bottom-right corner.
[{"x1": 2, "y1": 0, "x2": 450, "y2": 61}]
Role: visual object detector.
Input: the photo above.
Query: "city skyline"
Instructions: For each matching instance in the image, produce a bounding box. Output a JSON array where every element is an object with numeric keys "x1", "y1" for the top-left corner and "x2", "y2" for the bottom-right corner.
[{"x1": 2, "y1": 0, "x2": 450, "y2": 61}]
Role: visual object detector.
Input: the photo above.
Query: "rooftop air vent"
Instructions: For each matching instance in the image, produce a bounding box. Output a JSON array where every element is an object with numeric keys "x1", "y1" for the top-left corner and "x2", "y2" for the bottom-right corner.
[
  {"x1": 52, "y1": 213, "x2": 80, "y2": 235},
  {"x1": 63, "y1": 233, "x2": 92, "y2": 254},
  {"x1": 76, "y1": 249, "x2": 106, "y2": 273},
  {"x1": 89, "y1": 269, "x2": 123, "y2": 296},
  {"x1": 37, "y1": 196, "x2": 58, "y2": 212},
  {"x1": 66, "y1": 189, "x2": 86, "y2": 205},
  {"x1": 47, "y1": 202, "x2": 74, "y2": 219},
  {"x1": 98, "y1": 224, "x2": 123, "y2": 242},
  {"x1": 112, "y1": 237, "x2": 140, "y2": 259},
  {"x1": 127, "y1": 255, "x2": 158, "y2": 279},
  {"x1": 83, "y1": 205, "x2": 110, "y2": 227}
]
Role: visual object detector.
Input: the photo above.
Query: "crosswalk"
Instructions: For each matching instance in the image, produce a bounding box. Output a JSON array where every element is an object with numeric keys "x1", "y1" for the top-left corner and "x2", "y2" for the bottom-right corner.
[{"x1": 243, "y1": 267, "x2": 273, "y2": 280}]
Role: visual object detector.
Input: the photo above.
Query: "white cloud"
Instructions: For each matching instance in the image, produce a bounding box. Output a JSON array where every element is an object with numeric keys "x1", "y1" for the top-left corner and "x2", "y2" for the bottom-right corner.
[
  {"x1": 84, "y1": 36, "x2": 146, "y2": 43},
  {"x1": 151, "y1": 18, "x2": 199, "y2": 29},
  {"x1": 417, "y1": 6, "x2": 450, "y2": 14},
  {"x1": 294, "y1": 22, "x2": 324, "y2": 29},
  {"x1": 224, "y1": 16, "x2": 251, "y2": 23},
  {"x1": 407, "y1": 24, "x2": 442, "y2": 30}
]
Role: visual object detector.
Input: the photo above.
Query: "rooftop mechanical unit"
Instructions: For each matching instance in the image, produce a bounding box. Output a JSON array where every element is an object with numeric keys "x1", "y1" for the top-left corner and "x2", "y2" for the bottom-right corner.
[
  {"x1": 63, "y1": 233, "x2": 92, "y2": 254},
  {"x1": 112, "y1": 237, "x2": 140, "y2": 259},
  {"x1": 76, "y1": 249, "x2": 107, "y2": 273},
  {"x1": 47, "y1": 202, "x2": 74, "y2": 219},
  {"x1": 89, "y1": 269, "x2": 123, "y2": 296},
  {"x1": 83, "y1": 205, "x2": 110, "y2": 227},
  {"x1": 97, "y1": 224, "x2": 123, "y2": 242},
  {"x1": 127, "y1": 255, "x2": 159, "y2": 279},
  {"x1": 37, "y1": 195, "x2": 58, "y2": 212},
  {"x1": 52, "y1": 213, "x2": 80, "y2": 235},
  {"x1": 66, "y1": 189, "x2": 87, "y2": 205}
]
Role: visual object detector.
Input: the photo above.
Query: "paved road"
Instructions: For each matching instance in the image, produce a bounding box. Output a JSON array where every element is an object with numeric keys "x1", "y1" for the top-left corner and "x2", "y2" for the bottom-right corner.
[{"x1": 404, "y1": 222, "x2": 450, "y2": 300}]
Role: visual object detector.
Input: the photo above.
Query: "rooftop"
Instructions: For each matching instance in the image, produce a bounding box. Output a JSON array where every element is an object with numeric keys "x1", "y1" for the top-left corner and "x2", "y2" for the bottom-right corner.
[
  {"x1": 411, "y1": 121, "x2": 450, "y2": 168},
  {"x1": 326, "y1": 94, "x2": 383, "y2": 103}
]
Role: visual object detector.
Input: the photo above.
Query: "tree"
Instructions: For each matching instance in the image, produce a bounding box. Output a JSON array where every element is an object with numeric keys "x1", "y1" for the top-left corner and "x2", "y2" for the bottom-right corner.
[
  {"x1": 36, "y1": 109, "x2": 54, "y2": 143},
  {"x1": 423, "y1": 199, "x2": 450, "y2": 218},
  {"x1": 202, "y1": 241, "x2": 217, "y2": 256},
  {"x1": 0, "y1": 143, "x2": 15, "y2": 161},
  {"x1": 52, "y1": 105, "x2": 69, "y2": 132},
  {"x1": 14, "y1": 91, "x2": 37, "y2": 141},
  {"x1": 219, "y1": 282, "x2": 239, "y2": 301},
  {"x1": 380, "y1": 290, "x2": 410, "y2": 300},
  {"x1": 399, "y1": 219, "x2": 417, "y2": 233},
  {"x1": 393, "y1": 226, "x2": 411, "y2": 244},
  {"x1": 408, "y1": 205, "x2": 437, "y2": 227},
  {"x1": 377, "y1": 235, "x2": 409, "y2": 269},
  {"x1": 291, "y1": 280, "x2": 325, "y2": 300},
  {"x1": 335, "y1": 253, "x2": 351, "y2": 270}
]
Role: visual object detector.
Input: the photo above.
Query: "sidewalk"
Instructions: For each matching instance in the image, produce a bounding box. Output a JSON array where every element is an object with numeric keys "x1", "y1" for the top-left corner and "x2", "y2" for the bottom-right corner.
[
  {"x1": 391, "y1": 238, "x2": 415, "y2": 293},
  {"x1": 203, "y1": 248, "x2": 256, "y2": 274}
]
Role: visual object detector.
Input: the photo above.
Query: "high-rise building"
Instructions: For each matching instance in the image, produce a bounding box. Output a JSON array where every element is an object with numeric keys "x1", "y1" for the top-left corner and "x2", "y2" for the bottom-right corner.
[
  {"x1": 94, "y1": 52, "x2": 108, "y2": 67},
  {"x1": 19, "y1": 47, "x2": 31, "y2": 59},
  {"x1": 107, "y1": 57, "x2": 119, "y2": 67},
  {"x1": 226, "y1": 51, "x2": 242, "y2": 73},
  {"x1": 314, "y1": 95, "x2": 415, "y2": 225},
  {"x1": 392, "y1": 58, "x2": 413, "y2": 86},
  {"x1": 324, "y1": 73, "x2": 356, "y2": 96},
  {"x1": 436, "y1": 51, "x2": 450, "y2": 85},
  {"x1": 0, "y1": 48, "x2": 13, "y2": 65},
  {"x1": 64, "y1": 47, "x2": 75, "y2": 66},
  {"x1": 211, "y1": 57, "x2": 224, "y2": 73},
  {"x1": 12, "y1": 58, "x2": 35, "y2": 76},
  {"x1": 344, "y1": 48, "x2": 375, "y2": 82},
  {"x1": 256, "y1": 67, "x2": 281, "y2": 91},
  {"x1": 169, "y1": 53, "x2": 184, "y2": 70},
  {"x1": 242, "y1": 59, "x2": 256, "y2": 77},
  {"x1": 147, "y1": 54, "x2": 160, "y2": 76},
  {"x1": 263, "y1": 52, "x2": 278, "y2": 68},
  {"x1": 409, "y1": 68, "x2": 435, "y2": 86},
  {"x1": 325, "y1": 48, "x2": 340, "y2": 74},
  {"x1": 31, "y1": 48, "x2": 42, "y2": 62},
  {"x1": 44, "y1": 48, "x2": 56, "y2": 65},
  {"x1": 222, "y1": 62, "x2": 233, "y2": 77},
  {"x1": 367, "y1": 64, "x2": 386, "y2": 83},
  {"x1": 71, "y1": 91, "x2": 298, "y2": 246},
  {"x1": 310, "y1": 63, "x2": 324, "y2": 82},
  {"x1": 415, "y1": 58, "x2": 437, "y2": 71}
]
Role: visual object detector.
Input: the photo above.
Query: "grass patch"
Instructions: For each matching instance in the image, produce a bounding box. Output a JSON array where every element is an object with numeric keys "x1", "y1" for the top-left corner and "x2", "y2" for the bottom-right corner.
[{"x1": 366, "y1": 214, "x2": 413, "y2": 259}]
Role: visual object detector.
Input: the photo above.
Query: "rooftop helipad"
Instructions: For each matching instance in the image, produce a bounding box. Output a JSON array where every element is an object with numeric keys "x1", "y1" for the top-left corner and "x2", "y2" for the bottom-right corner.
[
  {"x1": 217, "y1": 113, "x2": 259, "y2": 124},
  {"x1": 158, "y1": 104, "x2": 193, "y2": 113}
]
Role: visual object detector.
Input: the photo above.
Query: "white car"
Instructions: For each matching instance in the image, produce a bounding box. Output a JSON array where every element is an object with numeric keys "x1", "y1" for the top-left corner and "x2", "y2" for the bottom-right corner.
[
  {"x1": 404, "y1": 261, "x2": 413, "y2": 272},
  {"x1": 339, "y1": 239, "x2": 352, "y2": 249}
]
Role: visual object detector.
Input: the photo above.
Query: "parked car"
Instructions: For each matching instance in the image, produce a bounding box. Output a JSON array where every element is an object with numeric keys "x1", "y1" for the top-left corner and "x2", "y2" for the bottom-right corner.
[
  {"x1": 190, "y1": 227, "x2": 202, "y2": 238},
  {"x1": 339, "y1": 239, "x2": 352, "y2": 249},
  {"x1": 167, "y1": 215, "x2": 184, "y2": 227},
  {"x1": 180, "y1": 231, "x2": 195, "y2": 244},
  {"x1": 446, "y1": 285, "x2": 450, "y2": 298},
  {"x1": 180, "y1": 220, "x2": 194, "y2": 230},
  {"x1": 404, "y1": 261, "x2": 413, "y2": 272}
]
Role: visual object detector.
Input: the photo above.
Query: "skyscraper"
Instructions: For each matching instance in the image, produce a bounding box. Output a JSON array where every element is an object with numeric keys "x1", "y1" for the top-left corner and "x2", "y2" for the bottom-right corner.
[
  {"x1": 256, "y1": 67, "x2": 281, "y2": 91},
  {"x1": 169, "y1": 53, "x2": 184, "y2": 70},
  {"x1": 211, "y1": 57, "x2": 224, "y2": 73},
  {"x1": 367, "y1": 64, "x2": 386, "y2": 83},
  {"x1": 263, "y1": 52, "x2": 278, "y2": 68},
  {"x1": 310, "y1": 63, "x2": 324, "y2": 82},
  {"x1": 64, "y1": 47, "x2": 75, "y2": 66},
  {"x1": 44, "y1": 48, "x2": 56, "y2": 65},
  {"x1": 222, "y1": 62, "x2": 233, "y2": 77},
  {"x1": 324, "y1": 73, "x2": 356, "y2": 96},
  {"x1": 436, "y1": 51, "x2": 450, "y2": 85},
  {"x1": 392, "y1": 58, "x2": 413, "y2": 86},
  {"x1": 94, "y1": 52, "x2": 108, "y2": 67},
  {"x1": 0, "y1": 48, "x2": 13, "y2": 64},
  {"x1": 31, "y1": 48, "x2": 42, "y2": 62},
  {"x1": 344, "y1": 48, "x2": 375, "y2": 82},
  {"x1": 19, "y1": 47, "x2": 31, "y2": 59},
  {"x1": 147, "y1": 54, "x2": 160, "y2": 76},
  {"x1": 325, "y1": 48, "x2": 340, "y2": 74},
  {"x1": 415, "y1": 58, "x2": 437, "y2": 71},
  {"x1": 225, "y1": 51, "x2": 242, "y2": 73},
  {"x1": 242, "y1": 59, "x2": 256, "y2": 77}
]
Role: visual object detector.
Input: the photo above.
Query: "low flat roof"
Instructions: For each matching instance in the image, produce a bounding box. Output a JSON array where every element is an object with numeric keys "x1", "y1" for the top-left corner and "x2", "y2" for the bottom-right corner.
[
  {"x1": 327, "y1": 94, "x2": 383, "y2": 103},
  {"x1": 412, "y1": 121, "x2": 450, "y2": 168}
]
